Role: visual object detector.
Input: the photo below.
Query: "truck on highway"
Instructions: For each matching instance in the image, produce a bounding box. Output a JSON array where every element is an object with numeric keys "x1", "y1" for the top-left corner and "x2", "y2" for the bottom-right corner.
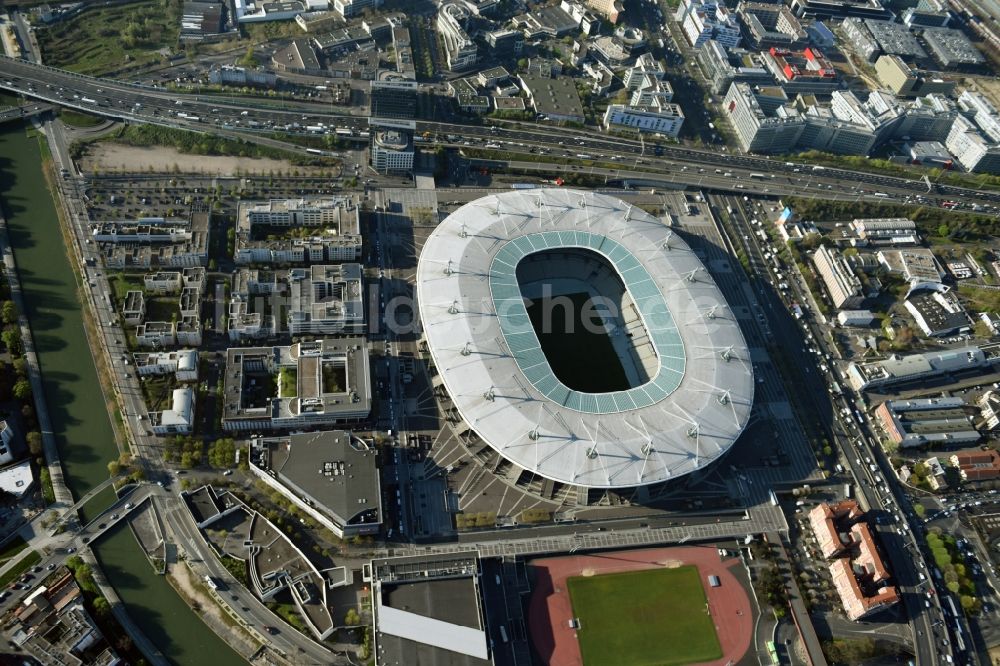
[
  {"x1": 510, "y1": 184, "x2": 538, "y2": 190},
  {"x1": 80, "y1": 97, "x2": 96, "y2": 105},
  {"x1": 335, "y1": 128, "x2": 353, "y2": 136},
  {"x1": 306, "y1": 148, "x2": 323, "y2": 155},
  {"x1": 306, "y1": 125, "x2": 325, "y2": 133}
]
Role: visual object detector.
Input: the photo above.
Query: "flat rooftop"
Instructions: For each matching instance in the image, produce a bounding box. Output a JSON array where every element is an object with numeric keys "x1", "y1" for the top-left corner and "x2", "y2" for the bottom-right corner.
[{"x1": 250, "y1": 430, "x2": 380, "y2": 530}]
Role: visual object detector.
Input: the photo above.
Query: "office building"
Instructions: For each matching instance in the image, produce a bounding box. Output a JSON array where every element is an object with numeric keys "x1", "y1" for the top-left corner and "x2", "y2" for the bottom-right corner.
[
  {"x1": 788, "y1": 0, "x2": 892, "y2": 20},
  {"x1": 874, "y1": 398, "x2": 979, "y2": 448},
  {"x1": 847, "y1": 347, "x2": 994, "y2": 391},
  {"x1": 813, "y1": 245, "x2": 864, "y2": 309},
  {"x1": 438, "y1": 2, "x2": 478, "y2": 71},
  {"x1": 249, "y1": 431, "x2": 381, "y2": 538},
  {"x1": 94, "y1": 214, "x2": 210, "y2": 269},
  {"x1": 895, "y1": 93, "x2": 958, "y2": 142},
  {"x1": 844, "y1": 18, "x2": 926, "y2": 62},
  {"x1": 724, "y1": 82, "x2": 805, "y2": 152},
  {"x1": 484, "y1": 28, "x2": 523, "y2": 57},
  {"x1": 584, "y1": 0, "x2": 622, "y2": 22},
  {"x1": 675, "y1": 0, "x2": 742, "y2": 48},
  {"x1": 222, "y1": 339, "x2": 371, "y2": 432},
  {"x1": 922, "y1": 27, "x2": 986, "y2": 68},
  {"x1": 287, "y1": 264, "x2": 365, "y2": 335},
  {"x1": 370, "y1": 129, "x2": 414, "y2": 173},
  {"x1": 369, "y1": 75, "x2": 418, "y2": 120},
  {"x1": 697, "y1": 41, "x2": 774, "y2": 94},
  {"x1": 604, "y1": 103, "x2": 685, "y2": 136},
  {"x1": 903, "y1": 5, "x2": 949, "y2": 27},
  {"x1": 874, "y1": 55, "x2": 955, "y2": 97},
  {"x1": 235, "y1": 198, "x2": 362, "y2": 265},
  {"x1": 332, "y1": 0, "x2": 381, "y2": 18},
  {"x1": 946, "y1": 115, "x2": 1000, "y2": 175},
  {"x1": 737, "y1": 2, "x2": 807, "y2": 48},
  {"x1": 519, "y1": 75, "x2": 586, "y2": 123},
  {"x1": 959, "y1": 91, "x2": 1000, "y2": 142}
]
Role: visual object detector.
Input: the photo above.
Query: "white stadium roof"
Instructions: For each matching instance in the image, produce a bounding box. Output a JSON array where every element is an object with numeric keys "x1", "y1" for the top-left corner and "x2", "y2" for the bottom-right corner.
[{"x1": 416, "y1": 189, "x2": 753, "y2": 489}]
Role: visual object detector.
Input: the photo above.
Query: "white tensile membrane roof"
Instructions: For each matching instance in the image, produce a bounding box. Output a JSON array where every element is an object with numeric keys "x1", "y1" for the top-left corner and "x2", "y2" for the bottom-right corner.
[{"x1": 416, "y1": 189, "x2": 753, "y2": 488}]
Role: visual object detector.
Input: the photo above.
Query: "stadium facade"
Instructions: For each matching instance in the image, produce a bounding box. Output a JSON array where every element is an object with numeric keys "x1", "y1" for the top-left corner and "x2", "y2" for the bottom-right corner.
[{"x1": 416, "y1": 189, "x2": 753, "y2": 504}]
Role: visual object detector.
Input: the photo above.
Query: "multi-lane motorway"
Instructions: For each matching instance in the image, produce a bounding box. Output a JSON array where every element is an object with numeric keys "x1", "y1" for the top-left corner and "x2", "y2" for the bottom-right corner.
[
  {"x1": 0, "y1": 35, "x2": 991, "y2": 665},
  {"x1": 3, "y1": 54, "x2": 1000, "y2": 212}
]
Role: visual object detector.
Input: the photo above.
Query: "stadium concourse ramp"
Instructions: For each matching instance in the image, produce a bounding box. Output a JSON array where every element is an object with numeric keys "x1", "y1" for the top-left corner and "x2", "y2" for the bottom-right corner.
[{"x1": 391, "y1": 503, "x2": 788, "y2": 559}]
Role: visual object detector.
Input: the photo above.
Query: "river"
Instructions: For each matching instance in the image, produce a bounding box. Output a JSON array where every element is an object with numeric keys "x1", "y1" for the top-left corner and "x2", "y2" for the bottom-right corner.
[{"x1": 0, "y1": 123, "x2": 246, "y2": 665}]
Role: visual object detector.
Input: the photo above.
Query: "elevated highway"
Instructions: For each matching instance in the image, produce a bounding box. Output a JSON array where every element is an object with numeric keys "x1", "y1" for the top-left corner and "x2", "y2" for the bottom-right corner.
[{"x1": 1, "y1": 55, "x2": 1000, "y2": 210}]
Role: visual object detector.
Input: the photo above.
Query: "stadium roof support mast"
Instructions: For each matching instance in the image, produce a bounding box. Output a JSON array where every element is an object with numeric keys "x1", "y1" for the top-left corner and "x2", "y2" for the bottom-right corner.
[
  {"x1": 578, "y1": 418, "x2": 611, "y2": 485},
  {"x1": 625, "y1": 414, "x2": 669, "y2": 484}
]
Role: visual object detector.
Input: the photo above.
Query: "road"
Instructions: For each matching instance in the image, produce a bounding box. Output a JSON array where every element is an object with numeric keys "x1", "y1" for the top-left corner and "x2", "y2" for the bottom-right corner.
[
  {"x1": 720, "y1": 195, "x2": 953, "y2": 666},
  {"x1": 2, "y1": 55, "x2": 1000, "y2": 211}
]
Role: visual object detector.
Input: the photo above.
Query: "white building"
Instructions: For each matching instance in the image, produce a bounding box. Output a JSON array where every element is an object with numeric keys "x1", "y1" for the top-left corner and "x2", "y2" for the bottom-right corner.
[
  {"x1": 603, "y1": 103, "x2": 685, "y2": 137},
  {"x1": 288, "y1": 264, "x2": 365, "y2": 335},
  {"x1": 333, "y1": 0, "x2": 381, "y2": 18},
  {"x1": 437, "y1": 2, "x2": 478, "y2": 71},
  {"x1": 0, "y1": 420, "x2": 14, "y2": 467},
  {"x1": 134, "y1": 350, "x2": 200, "y2": 382},
  {"x1": 945, "y1": 115, "x2": 1000, "y2": 174},
  {"x1": 675, "y1": 0, "x2": 741, "y2": 48},
  {"x1": 149, "y1": 387, "x2": 195, "y2": 435},
  {"x1": 370, "y1": 129, "x2": 414, "y2": 173},
  {"x1": 813, "y1": 245, "x2": 864, "y2": 309},
  {"x1": 0, "y1": 459, "x2": 33, "y2": 499}
]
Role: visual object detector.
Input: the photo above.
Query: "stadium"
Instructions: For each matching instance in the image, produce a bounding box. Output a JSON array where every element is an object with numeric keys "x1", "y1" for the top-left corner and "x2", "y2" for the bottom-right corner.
[{"x1": 416, "y1": 189, "x2": 753, "y2": 503}]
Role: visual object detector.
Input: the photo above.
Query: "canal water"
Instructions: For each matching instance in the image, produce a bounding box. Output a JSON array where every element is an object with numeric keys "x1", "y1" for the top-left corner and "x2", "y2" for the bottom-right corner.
[{"x1": 0, "y1": 124, "x2": 246, "y2": 665}]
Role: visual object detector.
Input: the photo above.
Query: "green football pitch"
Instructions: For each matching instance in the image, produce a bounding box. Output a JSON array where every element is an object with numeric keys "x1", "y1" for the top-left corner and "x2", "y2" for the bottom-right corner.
[{"x1": 567, "y1": 566, "x2": 723, "y2": 666}]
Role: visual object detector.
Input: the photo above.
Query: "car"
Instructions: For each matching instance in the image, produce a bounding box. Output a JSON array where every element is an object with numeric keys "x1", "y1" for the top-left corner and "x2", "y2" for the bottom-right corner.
[
  {"x1": 110, "y1": 514, "x2": 118, "y2": 520},
  {"x1": 66, "y1": 547, "x2": 75, "y2": 554},
  {"x1": 46, "y1": 564, "x2": 56, "y2": 570},
  {"x1": 99, "y1": 523, "x2": 107, "y2": 529}
]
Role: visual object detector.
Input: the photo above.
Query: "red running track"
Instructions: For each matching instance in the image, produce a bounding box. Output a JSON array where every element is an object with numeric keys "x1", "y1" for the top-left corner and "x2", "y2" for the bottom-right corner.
[{"x1": 526, "y1": 546, "x2": 754, "y2": 666}]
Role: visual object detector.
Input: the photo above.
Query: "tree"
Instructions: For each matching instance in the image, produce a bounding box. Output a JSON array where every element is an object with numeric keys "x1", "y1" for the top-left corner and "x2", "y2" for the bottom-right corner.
[
  {"x1": 938, "y1": 223, "x2": 950, "y2": 237},
  {"x1": 12, "y1": 379, "x2": 31, "y2": 400},
  {"x1": 92, "y1": 596, "x2": 111, "y2": 617},
  {"x1": 345, "y1": 608, "x2": 361, "y2": 626},
  {"x1": 0, "y1": 300, "x2": 16, "y2": 324},
  {"x1": 107, "y1": 460, "x2": 121, "y2": 477},
  {"x1": 26, "y1": 431, "x2": 43, "y2": 457}
]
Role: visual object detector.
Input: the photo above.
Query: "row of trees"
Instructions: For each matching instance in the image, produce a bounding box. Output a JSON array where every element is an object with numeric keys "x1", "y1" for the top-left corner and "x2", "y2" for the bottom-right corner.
[{"x1": 161, "y1": 436, "x2": 239, "y2": 469}]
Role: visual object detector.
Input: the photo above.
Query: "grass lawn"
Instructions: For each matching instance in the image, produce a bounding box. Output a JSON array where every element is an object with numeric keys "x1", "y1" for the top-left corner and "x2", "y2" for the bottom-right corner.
[
  {"x1": 568, "y1": 566, "x2": 722, "y2": 666},
  {"x1": 37, "y1": 0, "x2": 179, "y2": 75},
  {"x1": 0, "y1": 550, "x2": 42, "y2": 589},
  {"x1": 60, "y1": 109, "x2": 105, "y2": 128}
]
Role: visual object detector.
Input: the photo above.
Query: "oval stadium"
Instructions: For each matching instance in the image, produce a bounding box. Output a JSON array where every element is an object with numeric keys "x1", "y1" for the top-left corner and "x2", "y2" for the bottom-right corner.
[{"x1": 416, "y1": 189, "x2": 753, "y2": 501}]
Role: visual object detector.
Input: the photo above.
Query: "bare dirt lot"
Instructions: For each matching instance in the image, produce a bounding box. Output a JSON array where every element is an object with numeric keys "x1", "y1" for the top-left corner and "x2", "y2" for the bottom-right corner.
[{"x1": 79, "y1": 143, "x2": 321, "y2": 176}]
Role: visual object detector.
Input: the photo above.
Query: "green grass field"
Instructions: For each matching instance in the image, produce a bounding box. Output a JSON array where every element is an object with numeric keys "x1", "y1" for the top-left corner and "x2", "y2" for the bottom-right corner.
[{"x1": 568, "y1": 566, "x2": 722, "y2": 666}]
